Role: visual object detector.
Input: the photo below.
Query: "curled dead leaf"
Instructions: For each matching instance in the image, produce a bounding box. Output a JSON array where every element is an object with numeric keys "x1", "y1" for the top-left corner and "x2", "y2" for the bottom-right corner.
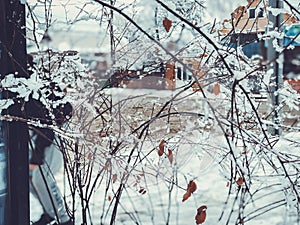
[
  {"x1": 199, "y1": 53, "x2": 208, "y2": 58},
  {"x1": 182, "y1": 180, "x2": 197, "y2": 202},
  {"x1": 168, "y1": 149, "x2": 173, "y2": 164},
  {"x1": 139, "y1": 188, "x2": 147, "y2": 195},
  {"x1": 112, "y1": 174, "x2": 117, "y2": 183},
  {"x1": 182, "y1": 191, "x2": 191, "y2": 202},
  {"x1": 241, "y1": 150, "x2": 250, "y2": 154},
  {"x1": 103, "y1": 161, "x2": 111, "y2": 170},
  {"x1": 195, "y1": 205, "x2": 207, "y2": 224},
  {"x1": 108, "y1": 196, "x2": 112, "y2": 201},
  {"x1": 213, "y1": 83, "x2": 220, "y2": 95},
  {"x1": 163, "y1": 17, "x2": 172, "y2": 32},
  {"x1": 158, "y1": 139, "x2": 165, "y2": 156},
  {"x1": 188, "y1": 180, "x2": 197, "y2": 194},
  {"x1": 236, "y1": 177, "x2": 244, "y2": 186},
  {"x1": 87, "y1": 152, "x2": 93, "y2": 160}
]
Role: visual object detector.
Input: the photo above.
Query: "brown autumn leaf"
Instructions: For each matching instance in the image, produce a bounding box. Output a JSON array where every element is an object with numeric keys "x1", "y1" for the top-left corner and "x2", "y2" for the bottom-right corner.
[
  {"x1": 87, "y1": 152, "x2": 92, "y2": 160},
  {"x1": 138, "y1": 188, "x2": 147, "y2": 195},
  {"x1": 182, "y1": 180, "x2": 197, "y2": 202},
  {"x1": 241, "y1": 149, "x2": 250, "y2": 154},
  {"x1": 236, "y1": 177, "x2": 244, "y2": 186},
  {"x1": 182, "y1": 191, "x2": 191, "y2": 202},
  {"x1": 199, "y1": 53, "x2": 208, "y2": 58},
  {"x1": 112, "y1": 174, "x2": 117, "y2": 183},
  {"x1": 163, "y1": 17, "x2": 172, "y2": 32},
  {"x1": 213, "y1": 83, "x2": 220, "y2": 96},
  {"x1": 108, "y1": 196, "x2": 112, "y2": 201},
  {"x1": 195, "y1": 205, "x2": 207, "y2": 224},
  {"x1": 168, "y1": 149, "x2": 173, "y2": 164},
  {"x1": 103, "y1": 161, "x2": 111, "y2": 170},
  {"x1": 188, "y1": 180, "x2": 197, "y2": 194},
  {"x1": 158, "y1": 139, "x2": 165, "y2": 156}
]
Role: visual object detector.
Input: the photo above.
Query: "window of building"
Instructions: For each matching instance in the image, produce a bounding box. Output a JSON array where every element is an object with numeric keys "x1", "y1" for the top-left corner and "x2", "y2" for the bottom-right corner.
[
  {"x1": 249, "y1": 8, "x2": 255, "y2": 19},
  {"x1": 177, "y1": 67, "x2": 182, "y2": 80},
  {"x1": 182, "y1": 69, "x2": 187, "y2": 80},
  {"x1": 258, "y1": 8, "x2": 264, "y2": 18}
]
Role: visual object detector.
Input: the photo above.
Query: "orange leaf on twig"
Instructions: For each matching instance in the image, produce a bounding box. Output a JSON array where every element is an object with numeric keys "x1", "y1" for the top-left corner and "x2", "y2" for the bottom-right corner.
[
  {"x1": 195, "y1": 205, "x2": 207, "y2": 224},
  {"x1": 182, "y1": 191, "x2": 191, "y2": 202},
  {"x1": 138, "y1": 188, "x2": 147, "y2": 195},
  {"x1": 236, "y1": 177, "x2": 244, "y2": 186},
  {"x1": 182, "y1": 180, "x2": 197, "y2": 202},
  {"x1": 168, "y1": 149, "x2": 173, "y2": 164},
  {"x1": 158, "y1": 139, "x2": 165, "y2": 156},
  {"x1": 112, "y1": 174, "x2": 117, "y2": 183},
  {"x1": 188, "y1": 180, "x2": 197, "y2": 194},
  {"x1": 199, "y1": 53, "x2": 208, "y2": 58},
  {"x1": 163, "y1": 18, "x2": 172, "y2": 32},
  {"x1": 213, "y1": 83, "x2": 220, "y2": 95}
]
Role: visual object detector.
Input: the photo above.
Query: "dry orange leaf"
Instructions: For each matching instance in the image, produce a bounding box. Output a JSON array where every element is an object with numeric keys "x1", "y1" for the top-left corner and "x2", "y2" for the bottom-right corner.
[
  {"x1": 213, "y1": 83, "x2": 220, "y2": 95},
  {"x1": 108, "y1": 196, "x2": 112, "y2": 201},
  {"x1": 163, "y1": 17, "x2": 172, "y2": 32},
  {"x1": 158, "y1": 139, "x2": 165, "y2": 156},
  {"x1": 236, "y1": 177, "x2": 244, "y2": 186},
  {"x1": 199, "y1": 53, "x2": 208, "y2": 58},
  {"x1": 195, "y1": 205, "x2": 207, "y2": 224},
  {"x1": 188, "y1": 180, "x2": 197, "y2": 194},
  {"x1": 87, "y1": 152, "x2": 93, "y2": 160},
  {"x1": 182, "y1": 180, "x2": 197, "y2": 202},
  {"x1": 182, "y1": 191, "x2": 191, "y2": 202},
  {"x1": 241, "y1": 150, "x2": 250, "y2": 154},
  {"x1": 139, "y1": 188, "x2": 147, "y2": 195},
  {"x1": 103, "y1": 161, "x2": 111, "y2": 170},
  {"x1": 112, "y1": 174, "x2": 117, "y2": 183},
  {"x1": 168, "y1": 149, "x2": 173, "y2": 164}
]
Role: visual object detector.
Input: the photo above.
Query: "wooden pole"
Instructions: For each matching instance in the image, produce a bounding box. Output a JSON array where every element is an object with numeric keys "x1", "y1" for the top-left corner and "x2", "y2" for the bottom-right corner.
[
  {"x1": 267, "y1": 0, "x2": 283, "y2": 136},
  {"x1": 0, "y1": 1, "x2": 29, "y2": 224}
]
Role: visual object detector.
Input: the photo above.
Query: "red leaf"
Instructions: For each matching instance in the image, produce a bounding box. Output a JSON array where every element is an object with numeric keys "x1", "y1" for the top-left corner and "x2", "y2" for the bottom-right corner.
[
  {"x1": 163, "y1": 18, "x2": 172, "y2": 32},
  {"x1": 168, "y1": 149, "x2": 173, "y2": 164},
  {"x1": 213, "y1": 83, "x2": 220, "y2": 95},
  {"x1": 139, "y1": 188, "x2": 147, "y2": 195},
  {"x1": 182, "y1": 180, "x2": 197, "y2": 202},
  {"x1": 182, "y1": 191, "x2": 191, "y2": 202},
  {"x1": 241, "y1": 150, "x2": 250, "y2": 154},
  {"x1": 195, "y1": 205, "x2": 207, "y2": 224},
  {"x1": 158, "y1": 139, "x2": 165, "y2": 156},
  {"x1": 188, "y1": 180, "x2": 197, "y2": 194},
  {"x1": 236, "y1": 177, "x2": 244, "y2": 186},
  {"x1": 112, "y1": 174, "x2": 117, "y2": 183}
]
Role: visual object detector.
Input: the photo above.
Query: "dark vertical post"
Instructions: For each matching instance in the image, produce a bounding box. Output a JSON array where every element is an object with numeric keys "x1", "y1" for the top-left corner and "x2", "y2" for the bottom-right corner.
[
  {"x1": 267, "y1": 0, "x2": 283, "y2": 136},
  {"x1": 0, "y1": 118, "x2": 6, "y2": 225},
  {"x1": 0, "y1": 1, "x2": 29, "y2": 225}
]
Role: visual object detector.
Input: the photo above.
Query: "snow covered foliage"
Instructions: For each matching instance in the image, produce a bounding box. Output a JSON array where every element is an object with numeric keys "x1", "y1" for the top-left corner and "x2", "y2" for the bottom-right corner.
[{"x1": 15, "y1": 0, "x2": 300, "y2": 224}]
